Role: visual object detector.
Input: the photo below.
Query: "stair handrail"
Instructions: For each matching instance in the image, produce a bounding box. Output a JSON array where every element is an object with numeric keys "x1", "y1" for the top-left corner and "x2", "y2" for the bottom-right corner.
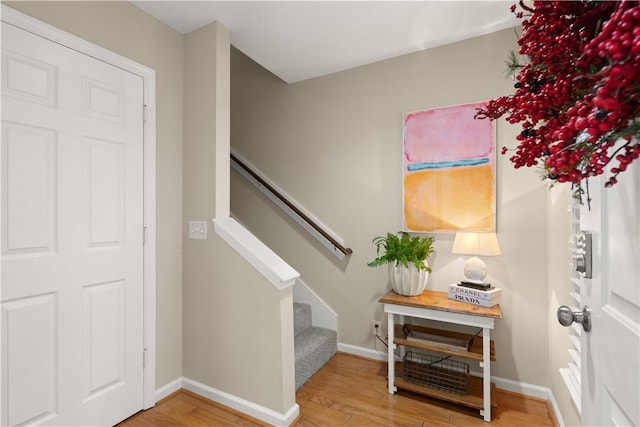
[{"x1": 231, "y1": 151, "x2": 353, "y2": 261}]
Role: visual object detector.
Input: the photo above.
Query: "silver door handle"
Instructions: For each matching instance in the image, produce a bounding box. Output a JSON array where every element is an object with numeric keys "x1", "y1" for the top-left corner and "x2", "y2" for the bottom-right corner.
[{"x1": 557, "y1": 305, "x2": 591, "y2": 332}]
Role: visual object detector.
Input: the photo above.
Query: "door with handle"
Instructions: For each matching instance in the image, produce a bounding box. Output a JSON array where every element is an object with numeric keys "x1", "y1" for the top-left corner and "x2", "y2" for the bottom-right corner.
[{"x1": 557, "y1": 157, "x2": 639, "y2": 426}]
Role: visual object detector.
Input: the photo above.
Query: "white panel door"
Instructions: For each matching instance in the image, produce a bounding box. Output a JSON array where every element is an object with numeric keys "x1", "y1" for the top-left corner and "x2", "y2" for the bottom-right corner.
[
  {"x1": 1, "y1": 22, "x2": 144, "y2": 426},
  {"x1": 579, "y1": 149, "x2": 640, "y2": 426}
]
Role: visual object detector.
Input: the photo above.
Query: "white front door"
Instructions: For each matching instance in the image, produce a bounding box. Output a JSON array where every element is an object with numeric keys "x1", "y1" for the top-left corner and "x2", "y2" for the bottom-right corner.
[
  {"x1": 1, "y1": 21, "x2": 144, "y2": 426},
  {"x1": 579, "y1": 151, "x2": 640, "y2": 426}
]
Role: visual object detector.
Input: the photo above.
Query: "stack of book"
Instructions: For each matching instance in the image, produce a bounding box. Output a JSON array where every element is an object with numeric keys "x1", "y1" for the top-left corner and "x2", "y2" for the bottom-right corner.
[{"x1": 448, "y1": 282, "x2": 501, "y2": 307}]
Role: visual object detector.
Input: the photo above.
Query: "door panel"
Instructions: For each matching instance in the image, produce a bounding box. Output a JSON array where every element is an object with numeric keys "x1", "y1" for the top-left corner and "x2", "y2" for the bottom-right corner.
[
  {"x1": 2, "y1": 49, "x2": 57, "y2": 107},
  {"x1": 83, "y1": 138, "x2": 125, "y2": 247},
  {"x1": 580, "y1": 149, "x2": 640, "y2": 426},
  {"x1": 2, "y1": 123, "x2": 57, "y2": 257},
  {"x1": 1, "y1": 22, "x2": 144, "y2": 427},
  {"x1": 2, "y1": 294, "x2": 57, "y2": 426},
  {"x1": 82, "y1": 280, "x2": 125, "y2": 402},
  {"x1": 82, "y1": 77, "x2": 125, "y2": 124}
]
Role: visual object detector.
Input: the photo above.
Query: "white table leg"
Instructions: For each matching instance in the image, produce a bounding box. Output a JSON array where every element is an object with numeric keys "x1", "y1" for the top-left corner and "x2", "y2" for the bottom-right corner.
[
  {"x1": 482, "y1": 327, "x2": 491, "y2": 422},
  {"x1": 397, "y1": 314, "x2": 405, "y2": 359},
  {"x1": 387, "y1": 311, "x2": 396, "y2": 394}
]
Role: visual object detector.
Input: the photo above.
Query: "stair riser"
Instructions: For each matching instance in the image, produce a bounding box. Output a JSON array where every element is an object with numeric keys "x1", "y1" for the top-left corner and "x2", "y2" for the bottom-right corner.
[
  {"x1": 293, "y1": 303, "x2": 312, "y2": 336},
  {"x1": 294, "y1": 328, "x2": 337, "y2": 390}
]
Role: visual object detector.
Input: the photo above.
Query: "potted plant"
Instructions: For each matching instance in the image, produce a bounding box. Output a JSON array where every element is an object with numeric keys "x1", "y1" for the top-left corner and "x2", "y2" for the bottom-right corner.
[{"x1": 368, "y1": 232, "x2": 435, "y2": 296}]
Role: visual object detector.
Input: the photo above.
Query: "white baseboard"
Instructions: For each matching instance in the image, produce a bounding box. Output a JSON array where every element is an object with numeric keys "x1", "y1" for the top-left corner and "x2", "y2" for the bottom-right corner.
[
  {"x1": 156, "y1": 348, "x2": 565, "y2": 427},
  {"x1": 155, "y1": 377, "x2": 182, "y2": 402},
  {"x1": 338, "y1": 342, "x2": 564, "y2": 426},
  {"x1": 182, "y1": 377, "x2": 299, "y2": 427},
  {"x1": 547, "y1": 388, "x2": 565, "y2": 426},
  {"x1": 485, "y1": 374, "x2": 564, "y2": 426},
  {"x1": 152, "y1": 377, "x2": 299, "y2": 426},
  {"x1": 337, "y1": 342, "x2": 387, "y2": 361},
  {"x1": 470, "y1": 370, "x2": 549, "y2": 399}
]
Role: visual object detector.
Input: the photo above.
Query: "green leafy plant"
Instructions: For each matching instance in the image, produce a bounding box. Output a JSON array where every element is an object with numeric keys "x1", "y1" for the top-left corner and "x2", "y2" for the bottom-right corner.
[{"x1": 367, "y1": 232, "x2": 435, "y2": 272}]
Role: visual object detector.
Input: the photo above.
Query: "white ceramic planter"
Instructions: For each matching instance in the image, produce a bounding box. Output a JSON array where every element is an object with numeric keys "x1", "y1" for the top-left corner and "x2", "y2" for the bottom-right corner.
[{"x1": 389, "y1": 262, "x2": 429, "y2": 296}]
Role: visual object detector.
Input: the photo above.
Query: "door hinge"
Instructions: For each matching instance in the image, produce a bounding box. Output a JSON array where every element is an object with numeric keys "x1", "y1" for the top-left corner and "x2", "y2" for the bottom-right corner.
[
  {"x1": 143, "y1": 348, "x2": 147, "y2": 367},
  {"x1": 143, "y1": 104, "x2": 148, "y2": 123},
  {"x1": 143, "y1": 226, "x2": 147, "y2": 245}
]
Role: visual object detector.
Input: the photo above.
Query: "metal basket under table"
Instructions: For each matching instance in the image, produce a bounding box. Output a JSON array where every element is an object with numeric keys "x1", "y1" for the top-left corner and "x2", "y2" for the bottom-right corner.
[{"x1": 402, "y1": 351, "x2": 469, "y2": 395}]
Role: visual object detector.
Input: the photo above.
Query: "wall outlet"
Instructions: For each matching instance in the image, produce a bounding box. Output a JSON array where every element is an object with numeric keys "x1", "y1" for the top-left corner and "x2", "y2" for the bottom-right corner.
[{"x1": 372, "y1": 320, "x2": 381, "y2": 336}]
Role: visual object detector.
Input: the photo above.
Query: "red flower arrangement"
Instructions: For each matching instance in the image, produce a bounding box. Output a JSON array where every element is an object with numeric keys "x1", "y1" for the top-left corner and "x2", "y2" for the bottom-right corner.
[{"x1": 475, "y1": 0, "x2": 640, "y2": 202}]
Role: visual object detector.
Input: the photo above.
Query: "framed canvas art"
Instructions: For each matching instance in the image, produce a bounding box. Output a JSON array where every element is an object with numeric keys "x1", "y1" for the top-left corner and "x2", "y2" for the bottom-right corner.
[{"x1": 403, "y1": 101, "x2": 496, "y2": 233}]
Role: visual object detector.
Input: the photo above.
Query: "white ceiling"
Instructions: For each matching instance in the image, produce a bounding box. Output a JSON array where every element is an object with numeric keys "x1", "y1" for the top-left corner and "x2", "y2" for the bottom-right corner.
[{"x1": 132, "y1": 1, "x2": 520, "y2": 83}]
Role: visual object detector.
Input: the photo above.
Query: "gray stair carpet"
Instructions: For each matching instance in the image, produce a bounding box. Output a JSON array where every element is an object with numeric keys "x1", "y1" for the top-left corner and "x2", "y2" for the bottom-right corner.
[{"x1": 293, "y1": 302, "x2": 337, "y2": 390}]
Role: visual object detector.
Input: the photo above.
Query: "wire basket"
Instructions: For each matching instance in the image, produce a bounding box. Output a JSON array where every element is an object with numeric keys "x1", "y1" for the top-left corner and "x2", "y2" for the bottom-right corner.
[{"x1": 403, "y1": 351, "x2": 469, "y2": 395}]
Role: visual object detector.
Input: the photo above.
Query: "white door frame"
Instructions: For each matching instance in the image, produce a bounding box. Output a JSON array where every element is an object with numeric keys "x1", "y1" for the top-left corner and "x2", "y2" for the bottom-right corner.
[{"x1": 1, "y1": 5, "x2": 157, "y2": 409}]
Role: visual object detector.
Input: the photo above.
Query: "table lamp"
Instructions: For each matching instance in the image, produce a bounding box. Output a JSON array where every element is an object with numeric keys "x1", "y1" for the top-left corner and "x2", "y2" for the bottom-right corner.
[{"x1": 451, "y1": 232, "x2": 501, "y2": 284}]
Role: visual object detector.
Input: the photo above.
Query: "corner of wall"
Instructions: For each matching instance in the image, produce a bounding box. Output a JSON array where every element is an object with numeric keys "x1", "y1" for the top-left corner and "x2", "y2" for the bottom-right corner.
[{"x1": 182, "y1": 20, "x2": 297, "y2": 416}]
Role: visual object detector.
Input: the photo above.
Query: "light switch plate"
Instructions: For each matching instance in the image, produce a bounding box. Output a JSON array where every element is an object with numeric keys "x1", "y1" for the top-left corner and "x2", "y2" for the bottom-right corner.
[{"x1": 189, "y1": 221, "x2": 208, "y2": 240}]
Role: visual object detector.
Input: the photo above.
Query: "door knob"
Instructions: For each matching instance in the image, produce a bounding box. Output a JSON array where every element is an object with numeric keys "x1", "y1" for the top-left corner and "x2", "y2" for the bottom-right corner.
[{"x1": 557, "y1": 305, "x2": 591, "y2": 332}]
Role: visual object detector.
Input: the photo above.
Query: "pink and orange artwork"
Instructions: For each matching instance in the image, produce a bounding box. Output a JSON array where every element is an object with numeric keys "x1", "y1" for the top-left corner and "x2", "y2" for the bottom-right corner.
[{"x1": 403, "y1": 101, "x2": 496, "y2": 233}]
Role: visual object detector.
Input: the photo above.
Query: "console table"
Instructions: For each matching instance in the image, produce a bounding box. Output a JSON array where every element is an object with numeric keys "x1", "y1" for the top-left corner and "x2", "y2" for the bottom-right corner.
[{"x1": 379, "y1": 290, "x2": 502, "y2": 422}]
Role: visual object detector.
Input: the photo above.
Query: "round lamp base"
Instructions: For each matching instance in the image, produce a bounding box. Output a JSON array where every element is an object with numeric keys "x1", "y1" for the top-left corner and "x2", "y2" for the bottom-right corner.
[{"x1": 463, "y1": 256, "x2": 487, "y2": 283}]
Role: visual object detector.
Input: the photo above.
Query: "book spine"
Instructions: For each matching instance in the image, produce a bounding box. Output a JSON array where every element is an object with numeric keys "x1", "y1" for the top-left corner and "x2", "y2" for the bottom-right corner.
[
  {"x1": 448, "y1": 292, "x2": 499, "y2": 307},
  {"x1": 448, "y1": 285, "x2": 501, "y2": 300}
]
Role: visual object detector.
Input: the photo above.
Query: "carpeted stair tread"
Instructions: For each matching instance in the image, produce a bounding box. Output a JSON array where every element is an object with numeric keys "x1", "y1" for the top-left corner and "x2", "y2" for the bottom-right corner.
[{"x1": 294, "y1": 325, "x2": 337, "y2": 390}]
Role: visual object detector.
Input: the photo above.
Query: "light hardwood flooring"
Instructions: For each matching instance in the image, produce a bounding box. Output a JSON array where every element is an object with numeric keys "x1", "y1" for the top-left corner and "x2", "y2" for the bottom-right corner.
[{"x1": 119, "y1": 353, "x2": 557, "y2": 426}]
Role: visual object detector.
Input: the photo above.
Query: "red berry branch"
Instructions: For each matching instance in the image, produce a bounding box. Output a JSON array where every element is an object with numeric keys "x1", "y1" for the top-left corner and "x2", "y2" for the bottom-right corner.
[{"x1": 475, "y1": 0, "x2": 640, "y2": 202}]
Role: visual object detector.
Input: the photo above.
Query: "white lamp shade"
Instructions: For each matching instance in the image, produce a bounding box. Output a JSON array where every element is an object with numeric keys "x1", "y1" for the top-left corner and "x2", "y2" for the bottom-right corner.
[{"x1": 451, "y1": 232, "x2": 501, "y2": 256}]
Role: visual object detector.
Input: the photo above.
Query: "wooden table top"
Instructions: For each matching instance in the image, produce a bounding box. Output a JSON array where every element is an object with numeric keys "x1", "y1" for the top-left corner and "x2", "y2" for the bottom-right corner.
[{"x1": 379, "y1": 289, "x2": 502, "y2": 319}]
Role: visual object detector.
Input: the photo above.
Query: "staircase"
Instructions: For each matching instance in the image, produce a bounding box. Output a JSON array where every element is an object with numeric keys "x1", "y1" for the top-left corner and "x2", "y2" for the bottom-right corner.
[{"x1": 293, "y1": 302, "x2": 337, "y2": 390}]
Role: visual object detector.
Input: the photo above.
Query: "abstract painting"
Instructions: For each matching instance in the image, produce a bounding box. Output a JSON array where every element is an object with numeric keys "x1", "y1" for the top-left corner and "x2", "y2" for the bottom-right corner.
[{"x1": 403, "y1": 101, "x2": 496, "y2": 233}]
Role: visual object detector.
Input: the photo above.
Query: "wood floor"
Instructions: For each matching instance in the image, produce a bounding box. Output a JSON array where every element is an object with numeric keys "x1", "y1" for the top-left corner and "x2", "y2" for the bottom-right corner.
[{"x1": 119, "y1": 353, "x2": 557, "y2": 426}]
